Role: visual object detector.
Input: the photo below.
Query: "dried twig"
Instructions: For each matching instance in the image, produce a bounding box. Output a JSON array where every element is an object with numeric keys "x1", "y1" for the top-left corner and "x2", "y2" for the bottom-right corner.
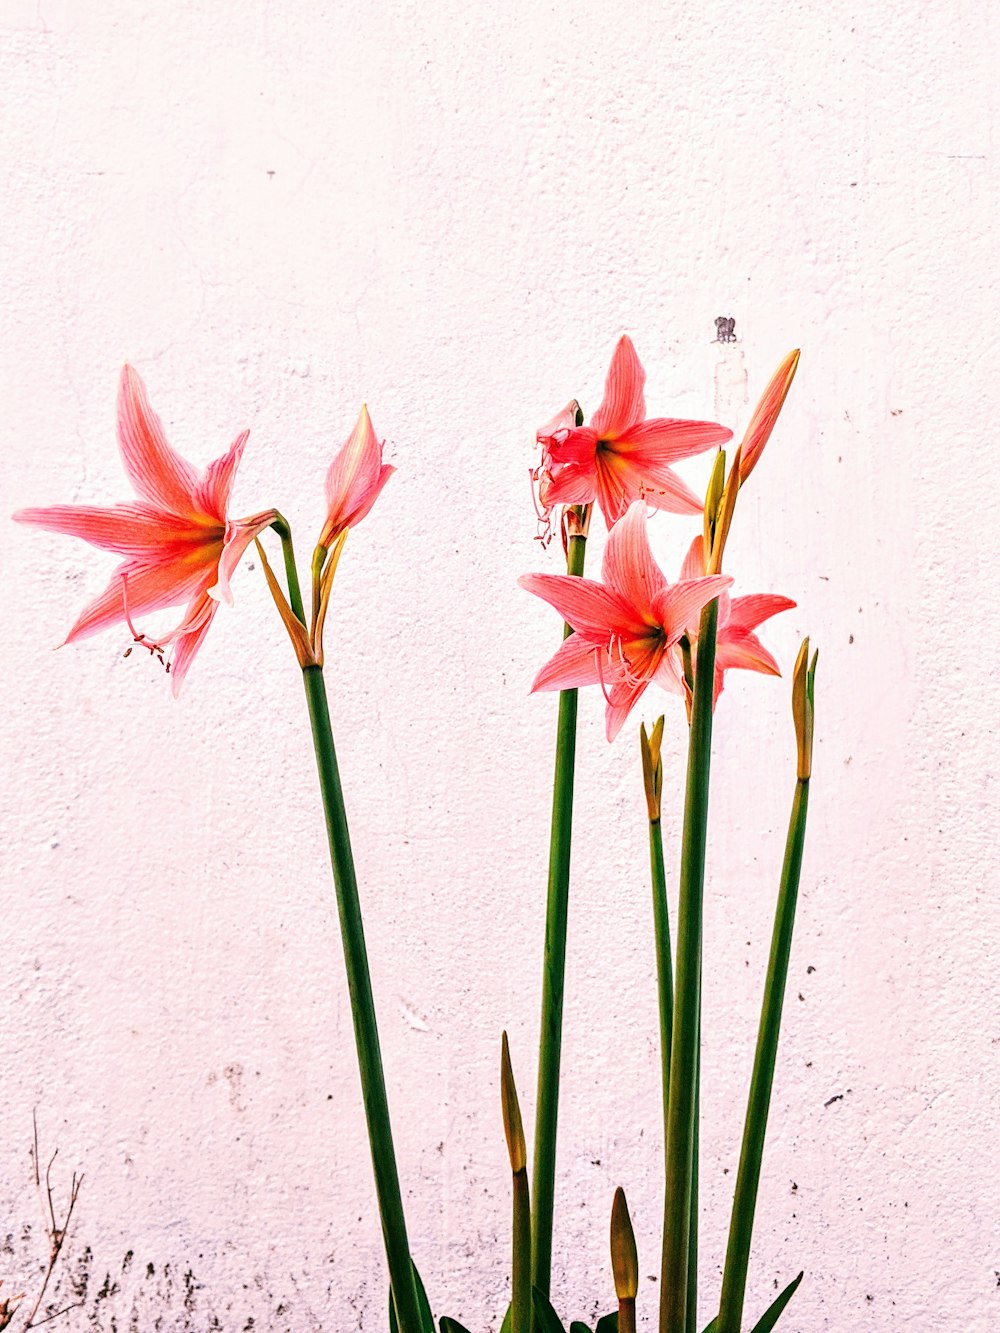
[{"x1": 20, "y1": 1119, "x2": 84, "y2": 1330}]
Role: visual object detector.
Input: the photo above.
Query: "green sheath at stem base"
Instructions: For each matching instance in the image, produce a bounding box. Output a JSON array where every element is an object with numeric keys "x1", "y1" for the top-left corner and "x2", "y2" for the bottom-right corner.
[
  {"x1": 531, "y1": 526, "x2": 588, "y2": 1312},
  {"x1": 301, "y1": 665, "x2": 422, "y2": 1333}
]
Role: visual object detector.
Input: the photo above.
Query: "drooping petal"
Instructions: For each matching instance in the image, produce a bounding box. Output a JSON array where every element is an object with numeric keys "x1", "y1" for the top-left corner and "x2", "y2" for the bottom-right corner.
[
  {"x1": 653, "y1": 645, "x2": 687, "y2": 695},
  {"x1": 518, "y1": 572, "x2": 647, "y2": 641},
  {"x1": 117, "y1": 365, "x2": 201, "y2": 516},
  {"x1": 593, "y1": 453, "x2": 635, "y2": 526},
  {"x1": 169, "y1": 593, "x2": 220, "y2": 696},
  {"x1": 210, "y1": 508, "x2": 281, "y2": 605},
  {"x1": 529, "y1": 634, "x2": 603, "y2": 692},
  {"x1": 63, "y1": 558, "x2": 217, "y2": 644},
  {"x1": 601, "y1": 500, "x2": 667, "y2": 618},
  {"x1": 651, "y1": 575, "x2": 733, "y2": 644},
  {"x1": 194, "y1": 430, "x2": 250, "y2": 521},
  {"x1": 542, "y1": 427, "x2": 599, "y2": 467},
  {"x1": 537, "y1": 400, "x2": 581, "y2": 439},
  {"x1": 13, "y1": 503, "x2": 215, "y2": 556},
  {"x1": 725, "y1": 593, "x2": 796, "y2": 635},
  {"x1": 715, "y1": 631, "x2": 782, "y2": 677},
  {"x1": 590, "y1": 336, "x2": 646, "y2": 440},
  {"x1": 623, "y1": 456, "x2": 704, "y2": 516},
  {"x1": 738, "y1": 350, "x2": 800, "y2": 483},
  {"x1": 603, "y1": 676, "x2": 649, "y2": 742},
  {"x1": 617, "y1": 417, "x2": 732, "y2": 464},
  {"x1": 538, "y1": 460, "x2": 597, "y2": 511}
]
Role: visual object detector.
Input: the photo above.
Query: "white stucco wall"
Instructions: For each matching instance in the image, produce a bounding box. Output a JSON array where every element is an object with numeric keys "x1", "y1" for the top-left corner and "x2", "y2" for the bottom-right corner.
[{"x1": 2, "y1": 1, "x2": 997, "y2": 1329}]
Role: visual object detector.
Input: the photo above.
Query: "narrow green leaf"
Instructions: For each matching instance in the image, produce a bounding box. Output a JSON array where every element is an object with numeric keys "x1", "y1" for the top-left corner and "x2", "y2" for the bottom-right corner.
[
  {"x1": 499, "y1": 1302, "x2": 512, "y2": 1333},
  {"x1": 411, "y1": 1260, "x2": 436, "y2": 1333},
  {"x1": 440, "y1": 1320, "x2": 474, "y2": 1333},
  {"x1": 390, "y1": 1290, "x2": 399, "y2": 1333},
  {"x1": 531, "y1": 1287, "x2": 567, "y2": 1333},
  {"x1": 594, "y1": 1316, "x2": 618, "y2": 1333},
  {"x1": 749, "y1": 1273, "x2": 804, "y2": 1333},
  {"x1": 701, "y1": 1321, "x2": 718, "y2": 1333},
  {"x1": 570, "y1": 1323, "x2": 592, "y2": 1333}
]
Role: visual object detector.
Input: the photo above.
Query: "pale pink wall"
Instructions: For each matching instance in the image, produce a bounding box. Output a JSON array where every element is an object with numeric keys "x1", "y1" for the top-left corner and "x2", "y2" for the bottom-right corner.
[{"x1": 1, "y1": 1, "x2": 996, "y2": 1330}]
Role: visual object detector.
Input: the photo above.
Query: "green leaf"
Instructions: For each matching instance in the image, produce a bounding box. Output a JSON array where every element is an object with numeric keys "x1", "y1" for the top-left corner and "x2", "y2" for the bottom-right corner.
[
  {"x1": 701, "y1": 1321, "x2": 718, "y2": 1333},
  {"x1": 570, "y1": 1323, "x2": 592, "y2": 1333},
  {"x1": 499, "y1": 1303, "x2": 512, "y2": 1333},
  {"x1": 531, "y1": 1287, "x2": 567, "y2": 1333},
  {"x1": 440, "y1": 1321, "x2": 473, "y2": 1333},
  {"x1": 594, "y1": 1316, "x2": 618, "y2": 1333},
  {"x1": 389, "y1": 1261, "x2": 436, "y2": 1333},
  {"x1": 749, "y1": 1273, "x2": 804, "y2": 1333}
]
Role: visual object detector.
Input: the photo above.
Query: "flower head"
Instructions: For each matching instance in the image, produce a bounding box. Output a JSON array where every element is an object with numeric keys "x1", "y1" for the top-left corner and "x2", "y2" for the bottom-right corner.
[
  {"x1": 519, "y1": 501, "x2": 732, "y2": 740},
  {"x1": 679, "y1": 535, "x2": 796, "y2": 706},
  {"x1": 318, "y1": 405, "x2": 394, "y2": 549},
  {"x1": 535, "y1": 336, "x2": 732, "y2": 529},
  {"x1": 14, "y1": 364, "x2": 274, "y2": 693}
]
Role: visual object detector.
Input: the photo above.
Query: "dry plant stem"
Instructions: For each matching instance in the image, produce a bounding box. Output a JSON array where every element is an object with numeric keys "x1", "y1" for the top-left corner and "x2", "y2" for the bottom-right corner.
[
  {"x1": 530, "y1": 510, "x2": 589, "y2": 1311},
  {"x1": 716, "y1": 778, "x2": 811, "y2": 1333},
  {"x1": 660, "y1": 597, "x2": 719, "y2": 1333},
  {"x1": 301, "y1": 664, "x2": 422, "y2": 1333},
  {"x1": 618, "y1": 1299, "x2": 637, "y2": 1333},
  {"x1": 23, "y1": 1130, "x2": 83, "y2": 1331}
]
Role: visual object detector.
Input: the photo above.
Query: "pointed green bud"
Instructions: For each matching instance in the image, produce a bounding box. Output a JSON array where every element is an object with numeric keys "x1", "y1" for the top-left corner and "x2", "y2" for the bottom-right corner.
[
  {"x1": 639, "y1": 716, "x2": 665, "y2": 822},
  {"x1": 610, "y1": 1187, "x2": 638, "y2": 1300},
  {"x1": 500, "y1": 1032, "x2": 527, "y2": 1174},
  {"x1": 792, "y1": 638, "x2": 817, "y2": 780},
  {"x1": 703, "y1": 448, "x2": 727, "y2": 558},
  {"x1": 708, "y1": 445, "x2": 742, "y2": 575}
]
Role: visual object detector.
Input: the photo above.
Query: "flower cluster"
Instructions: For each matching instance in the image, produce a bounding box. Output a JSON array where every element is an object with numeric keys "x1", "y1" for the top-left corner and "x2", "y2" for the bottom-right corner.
[{"x1": 523, "y1": 338, "x2": 799, "y2": 739}]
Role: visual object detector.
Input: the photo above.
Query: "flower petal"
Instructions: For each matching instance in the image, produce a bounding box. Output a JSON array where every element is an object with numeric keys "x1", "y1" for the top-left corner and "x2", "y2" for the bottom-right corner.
[
  {"x1": 738, "y1": 350, "x2": 800, "y2": 483},
  {"x1": 725, "y1": 593, "x2": 796, "y2": 635},
  {"x1": 538, "y1": 460, "x2": 597, "y2": 511},
  {"x1": 194, "y1": 430, "x2": 250, "y2": 521},
  {"x1": 519, "y1": 572, "x2": 646, "y2": 640},
  {"x1": 321, "y1": 405, "x2": 391, "y2": 545},
  {"x1": 211, "y1": 508, "x2": 281, "y2": 605},
  {"x1": 678, "y1": 535, "x2": 706, "y2": 583},
  {"x1": 604, "y1": 678, "x2": 648, "y2": 742},
  {"x1": 617, "y1": 417, "x2": 732, "y2": 464},
  {"x1": 63, "y1": 559, "x2": 216, "y2": 644},
  {"x1": 601, "y1": 500, "x2": 667, "y2": 617},
  {"x1": 169, "y1": 593, "x2": 220, "y2": 696},
  {"x1": 543, "y1": 427, "x2": 599, "y2": 467},
  {"x1": 13, "y1": 503, "x2": 215, "y2": 556},
  {"x1": 716, "y1": 630, "x2": 782, "y2": 677},
  {"x1": 537, "y1": 400, "x2": 581, "y2": 439},
  {"x1": 529, "y1": 634, "x2": 603, "y2": 692},
  {"x1": 651, "y1": 575, "x2": 733, "y2": 644},
  {"x1": 117, "y1": 365, "x2": 201, "y2": 515},
  {"x1": 590, "y1": 336, "x2": 646, "y2": 440}
]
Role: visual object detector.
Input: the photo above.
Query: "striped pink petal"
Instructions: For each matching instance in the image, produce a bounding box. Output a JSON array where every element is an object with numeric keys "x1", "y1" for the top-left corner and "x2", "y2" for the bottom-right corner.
[
  {"x1": 737, "y1": 350, "x2": 800, "y2": 483},
  {"x1": 716, "y1": 631, "x2": 782, "y2": 677},
  {"x1": 13, "y1": 503, "x2": 216, "y2": 555},
  {"x1": 601, "y1": 500, "x2": 667, "y2": 617},
  {"x1": 590, "y1": 335, "x2": 646, "y2": 440},
  {"x1": 530, "y1": 634, "x2": 603, "y2": 693},
  {"x1": 63, "y1": 559, "x2": 216, "y2": 644},
  {"x1": 725, "y1": 593, "x2": 796, "y2": 635},
  {"x1": 321, "y1": 406, "x2": 394, "y2": 546},
  {"x1": 211, "y1": 508, "x2": 280, "y2": 606},
  {"x1": 117, "y1": 365, "x2": 201, "y2": 515},
  {"x1": 617, "y1": 417, "x2": 732, "y2": 464},
  {"x1": 651, "y1": 576, "x2": 733, "y2": 644},
  {"x1": 194, "y1": 429, "x2": 250, "y2": 520},
  {"x1": 518, "y1": 572, "x2": 647, "y2": 641}
]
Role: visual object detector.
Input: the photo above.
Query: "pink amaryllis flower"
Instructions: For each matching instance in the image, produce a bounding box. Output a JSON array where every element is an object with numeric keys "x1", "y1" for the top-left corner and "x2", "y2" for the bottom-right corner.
[
  {"x1": 14, "y1": 364, "x2": 275, "y2": 693},
  {"x1": 318, "y1": 404, "x2": 394, "y2": 548},
  {"x1": 534, "y1": 336, "x2": 732, "y2": 529},
  {"x1": 519, "y1": 501, "x2": 732, "y2": 740},
  {"x1": 679, "y1": 535, "x2": 796, "y2": 705}
]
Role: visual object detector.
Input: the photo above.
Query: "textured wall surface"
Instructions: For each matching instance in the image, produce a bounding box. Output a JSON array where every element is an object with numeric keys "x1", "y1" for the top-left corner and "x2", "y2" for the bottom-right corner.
[{"x1": 2, "y1": 1, "x2": 997, "y2": 1330}]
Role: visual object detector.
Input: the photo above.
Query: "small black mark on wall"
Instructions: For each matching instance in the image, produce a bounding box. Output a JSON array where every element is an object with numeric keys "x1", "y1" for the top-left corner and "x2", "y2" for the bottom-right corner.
[{"x1": 715, "y1": 315, "x2": 737, "y2": 343}]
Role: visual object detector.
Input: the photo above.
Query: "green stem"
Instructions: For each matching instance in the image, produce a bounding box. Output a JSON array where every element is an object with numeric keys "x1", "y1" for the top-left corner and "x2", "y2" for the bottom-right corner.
[
  {"x1": 686, "y1": 1033, "x2": 699, "y2": 1333},
  {"x1": 512, "y1": 1169, "x2": 532, "y2": 1333},
  {"x1": 716, "y1": 779, "x2": 811, "y2": 1333},
  {"x1": 649, "y1": 817, "x2": 673, "y2": 1145},
  {"x1": 270, "y1": 514, "x2": 306, "y2": 624},
  {"x1": 301, "y1": 664, "x2": 422, "y2": 1333},
  {"x1": 660, "y1": 597, "x2": 719, "y2": 1333},
  {"x1": 530, "y1": 522, "x2": 589, "y2": 1308}
]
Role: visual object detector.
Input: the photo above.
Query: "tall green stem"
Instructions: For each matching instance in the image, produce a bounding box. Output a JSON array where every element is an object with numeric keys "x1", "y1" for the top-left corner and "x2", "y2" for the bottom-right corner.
[
  {"x1": 301, "y1": 664, "x2": 422, "y2": 1333},
  {"x1": 531, "y1": 524, "x2": 589, "y2": 1307},
  {"x1": 660, "y1": 598, "x2": 719, "y2": 1333},
  {"x1": 649, "y1": 817, "x2": 673, "y2": 1143},
  {"x1": 716, "y1": 779, "x2": 811, "y2": 1333}
]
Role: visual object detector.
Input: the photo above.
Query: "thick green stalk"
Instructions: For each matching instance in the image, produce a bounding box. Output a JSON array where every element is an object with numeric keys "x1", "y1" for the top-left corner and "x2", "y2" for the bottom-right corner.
[
  {"x1": 531, "y1": 525, "x2": 588, "y2": 1307},
  {"x1": 270, "y1": 514, "x2": 306, "y2": 624},
  {"x1": 716, "y1": 779, "x2": 811, "y2": 1333},
  {"x1": 660, "y1": 598, "x2": 719, "y2": 1333},
  {"x1": 686, "y1": 1039, "x2": 699, "y2": 1333},
  {"x1": 301, "y1": 664, "x2": 422, "y2": 1333},
  {"x1": 649, "y1": 817, "x2": 673, "y2": 1141}
]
